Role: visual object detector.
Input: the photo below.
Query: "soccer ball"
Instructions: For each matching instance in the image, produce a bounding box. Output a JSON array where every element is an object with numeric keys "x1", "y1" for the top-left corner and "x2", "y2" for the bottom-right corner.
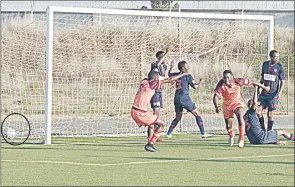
[{"x1": 6, "y1": 128, "x2": 16, "y2": 139}]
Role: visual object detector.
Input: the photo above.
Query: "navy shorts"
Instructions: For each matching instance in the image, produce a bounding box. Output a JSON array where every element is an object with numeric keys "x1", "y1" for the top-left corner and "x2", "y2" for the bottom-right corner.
[
  {"x1": 150, "y1": 92, "x2": 163, "y2": 109},
  {"x1": 174, "y1": 95, "x2": 196, "y2": 113},
  {"x1": 249, "y1": 130, "x2": 278, "y2": 144},
  {"x1": 258, "y1": 94, "x2": 279, "y2": 111}
]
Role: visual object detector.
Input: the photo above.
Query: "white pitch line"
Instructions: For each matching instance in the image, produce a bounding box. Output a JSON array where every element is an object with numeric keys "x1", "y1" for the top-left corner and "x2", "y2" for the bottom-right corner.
[{"x1": 2, "y1": 154, "x2": 294, "y2": 167}]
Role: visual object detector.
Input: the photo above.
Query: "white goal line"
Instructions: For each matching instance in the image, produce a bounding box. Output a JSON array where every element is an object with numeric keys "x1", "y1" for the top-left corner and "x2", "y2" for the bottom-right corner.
[{"x1": 2, "y1": 154, "x2": 293, "y2": 167}]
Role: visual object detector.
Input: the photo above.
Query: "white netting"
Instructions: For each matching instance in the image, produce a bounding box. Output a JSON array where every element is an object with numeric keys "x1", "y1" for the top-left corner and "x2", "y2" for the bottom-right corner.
[{"x1": 2, "y1": 9, "x2": 292, "y2": 141}]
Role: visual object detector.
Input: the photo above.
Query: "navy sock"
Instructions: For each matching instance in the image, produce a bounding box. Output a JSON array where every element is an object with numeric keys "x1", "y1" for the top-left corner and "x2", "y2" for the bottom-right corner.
[
  {"x1": 267, "y1": 120, "x2": 274, "y2": 131},
  {"x1": 196, "y1": 116, "x2": 205, "y2": 135},
  {"x1": 167, "y1": 119, "x2": 179, "y2": 135}
]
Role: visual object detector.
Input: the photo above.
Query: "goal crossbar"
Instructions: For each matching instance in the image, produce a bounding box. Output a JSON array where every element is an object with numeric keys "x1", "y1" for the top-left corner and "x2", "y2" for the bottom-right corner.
[
  {"x1": 44, "y1": 6, "x2": 275, "y2": 145},
  {"x1": 47, "y1": 6, "x2": 274, "y2": 21}
]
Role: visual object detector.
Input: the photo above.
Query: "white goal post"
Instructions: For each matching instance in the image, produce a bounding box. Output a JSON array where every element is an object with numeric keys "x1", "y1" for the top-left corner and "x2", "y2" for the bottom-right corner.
[{"x1": 43, "y1": 6, "x2": 274, "y2": 145}]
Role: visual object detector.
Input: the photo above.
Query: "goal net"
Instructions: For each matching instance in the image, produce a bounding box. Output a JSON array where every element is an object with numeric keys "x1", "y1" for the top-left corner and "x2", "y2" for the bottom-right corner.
[{"x1": 2, "y1": 7, "x2": 283, "y2": 144}]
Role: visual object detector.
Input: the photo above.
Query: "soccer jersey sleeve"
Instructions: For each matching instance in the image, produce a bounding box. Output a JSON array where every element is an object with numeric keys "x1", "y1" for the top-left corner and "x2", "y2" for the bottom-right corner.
[
  {"x1": 168, "y1": 72, "x2": 180, "y2": 77},
  {"x1": 234, "y1": 78, "x2": 252, "y2": 87},
  {"x1": 260, "y1": 62, "x2": 266, "y2": 76},
  {"x1": 149, "y1": 80, "x2": 161, "y2": 90},
  {"x1": 213, "y1": 79, "x2": 223, "y2": 95}
]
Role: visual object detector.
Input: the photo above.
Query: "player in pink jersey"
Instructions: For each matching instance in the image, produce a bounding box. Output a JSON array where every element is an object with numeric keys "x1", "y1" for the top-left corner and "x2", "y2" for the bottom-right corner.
[
  {"x1": 213, "y1": 70, "x2": 257, "y2": 148},
  {"x1": 131, "y1": 71, "x2": 189, "y2": 152}
]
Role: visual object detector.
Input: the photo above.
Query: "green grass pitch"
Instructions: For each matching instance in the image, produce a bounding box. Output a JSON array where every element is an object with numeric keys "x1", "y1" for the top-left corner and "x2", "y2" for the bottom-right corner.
[{"x1": 1, "y1": 134, "x2": 294, "y2": 186}]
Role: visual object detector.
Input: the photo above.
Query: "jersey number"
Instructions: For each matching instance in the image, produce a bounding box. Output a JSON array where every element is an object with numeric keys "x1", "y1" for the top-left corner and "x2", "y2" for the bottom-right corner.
[
  {"x1": 176, "y1": 80, "x2": 182, "y2": 90},
  {"x1": 245, "y1": 120, "x2": 251, "y2": 131}
]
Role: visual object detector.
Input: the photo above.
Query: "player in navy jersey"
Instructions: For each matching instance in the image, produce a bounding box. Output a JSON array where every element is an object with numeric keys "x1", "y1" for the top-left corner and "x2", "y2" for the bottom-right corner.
[
  {"x1": 166, "y1": 61, "x2": 212, "y2": 138},
  {"x1": 146, "y1": 47, "x2": 171, "y2": 142},
  {"x1": 258, "y1": 50, "x2": 286, "y2": 131},
  {"x1": 244, "y1": 83, "x2": 294, "y2": 145}
]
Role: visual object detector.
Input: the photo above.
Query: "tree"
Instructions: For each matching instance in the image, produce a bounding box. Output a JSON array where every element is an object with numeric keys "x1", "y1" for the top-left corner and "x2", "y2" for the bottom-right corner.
[
  {"x1": 140, "y1": 6, "x2": 148, "y2": 10},
  {"x1": 173, "y1": 2, "x2": 179, "y2": 10},
  {"x1": 150, "y1": 0, "x2": 176, "y2": 10}
]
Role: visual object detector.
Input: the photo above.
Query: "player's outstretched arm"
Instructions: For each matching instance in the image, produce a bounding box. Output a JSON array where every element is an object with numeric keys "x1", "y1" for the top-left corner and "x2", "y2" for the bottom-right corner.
[
  {"x1": 252, "y1": 82, "x2": 270, "y2": 92},
  {"x1": 279, "y1": 80, "x2": 285, "y2": 97},
  {"x1": 162, "y1": 72, "x2": 189, "y2": 84},
  {"x1": 212, "y1": 80, "x2": 223, "y2": 113},
  {"x1": 168, "y1": 60, "x2": 175, "y2": 75},
  {"x1": 257, "y1": 76, "x2": 264, "y2": 95},
  {"x1": 212, "y1": 94, "x2": 220, "y2": 113},
  {"x1": 190, "y1": 78, "x2": 203, "y2": 89},
  {"x1": 251, "y1": 85, "x2": 259, "y2": 110},
  {"x1": 154, "y1": 46, "x2": 171, "y2": 67}
]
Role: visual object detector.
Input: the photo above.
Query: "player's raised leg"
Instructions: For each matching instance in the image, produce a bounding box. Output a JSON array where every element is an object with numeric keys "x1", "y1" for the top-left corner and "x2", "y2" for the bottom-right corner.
[
  {"x1": 147, "y1": 107, "x2": 160, "y2": 142},
  {"x1": 145, "y1": 118, "x2": 166, "y2": 152},
  {"x1": 224, "y1": 117, "x2": 235, "y2": 146},
  {"x1": 153, "y1": 106, "x2": 164, "y2": 142},
  {"x1": 234, "y1": 107, "x2": 246, "y2": 148}
]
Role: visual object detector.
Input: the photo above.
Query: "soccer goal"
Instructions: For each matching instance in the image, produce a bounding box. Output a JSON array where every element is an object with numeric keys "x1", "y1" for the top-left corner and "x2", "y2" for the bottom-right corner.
[{"x1": 2, "y1": 6, "x2": 276, "y2": 144}]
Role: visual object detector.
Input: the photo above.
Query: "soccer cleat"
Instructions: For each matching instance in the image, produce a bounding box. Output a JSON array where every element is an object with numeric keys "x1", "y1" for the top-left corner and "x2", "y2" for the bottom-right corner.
[
  {"x1": 229, "y1": 136, "x2": 234, "y2": 146},
  {"x1": 144, "y1": 143, "x2": 158, "y2": 152},
  {"x1": 238, "y1": 140, "x2": 244, "y2": 148},
  {"x1": 201, "y1": 132, "x2": 212, "y2": 138},
  {"x1": 165, "y1": 134, "x2": 172, "y2": 138}
]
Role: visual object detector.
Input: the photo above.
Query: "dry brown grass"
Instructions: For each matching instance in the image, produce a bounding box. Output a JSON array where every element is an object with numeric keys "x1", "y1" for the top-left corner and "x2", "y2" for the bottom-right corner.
[{"x1": 1, "y1": 16, "x2": 294, "y2": 117}]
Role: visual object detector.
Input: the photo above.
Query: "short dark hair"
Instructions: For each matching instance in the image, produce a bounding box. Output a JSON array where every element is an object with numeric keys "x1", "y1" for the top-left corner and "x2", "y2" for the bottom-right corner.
[
  {"x1": 269, "y1": 50, "x2": 278, "y2": 57},
  {"x1": 148, "y1": 71, "x2": 158, "y2": 80},
  {"x1": 178, "y1": 61, "x2": 187, "y2": 71},
  {"x1": 223, "y1": 69, "x2": 233, "y2": 76},
  {"x1": 156, "y1": 51, "x2": 165, "y2": 58}
]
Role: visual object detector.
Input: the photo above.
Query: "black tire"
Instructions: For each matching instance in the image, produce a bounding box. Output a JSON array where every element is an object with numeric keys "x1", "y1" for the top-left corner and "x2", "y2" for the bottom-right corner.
[{"x1": 1, "y1": 113, "x2": 31, "y2": 146}]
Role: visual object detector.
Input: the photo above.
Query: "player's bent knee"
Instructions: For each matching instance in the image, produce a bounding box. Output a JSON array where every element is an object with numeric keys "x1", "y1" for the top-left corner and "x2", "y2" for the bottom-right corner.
[
  {"x1": 191, "y1": 111, "x2": 199, "y2": 117},
  {"x1": 155, "y1": 119, "x2": 165, "y2": 127},
  {"x1": 268, "y1": 112, "x2": 274, "y2": 118}
]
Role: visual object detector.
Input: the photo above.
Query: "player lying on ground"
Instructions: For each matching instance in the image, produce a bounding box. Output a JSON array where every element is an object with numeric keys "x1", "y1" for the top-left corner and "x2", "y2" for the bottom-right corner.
[
  {"x1": 130, "y1": 71, "x2": 189, "y2": 152},
  {"x1": 257, "y1": 49, "x2": 286, "y2": 131},
  {"x1": 147, "y1": 46, "x2": 171, "y2": 143},
  {"x1": 166, "y1": 61, "x2": 212, "y2": 138},
  {"x1": 244, "y1": 83, "x2": 294, "y2": 145},
  {"x1": 213, "y1": 70, "x2": 254, "y2": 148}
]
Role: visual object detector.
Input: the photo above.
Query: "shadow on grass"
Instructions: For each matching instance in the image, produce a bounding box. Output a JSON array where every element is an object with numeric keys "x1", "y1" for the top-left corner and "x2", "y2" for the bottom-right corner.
[
  {"x1": 162, "y1": 140, "x2": 294, "y2": 149},
  {"x1": 1, "y1": 146, "x2": 56, "y2": 150},
  {"x1": 132, "y1": 156, "x2": 294, "y2": 165}
]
